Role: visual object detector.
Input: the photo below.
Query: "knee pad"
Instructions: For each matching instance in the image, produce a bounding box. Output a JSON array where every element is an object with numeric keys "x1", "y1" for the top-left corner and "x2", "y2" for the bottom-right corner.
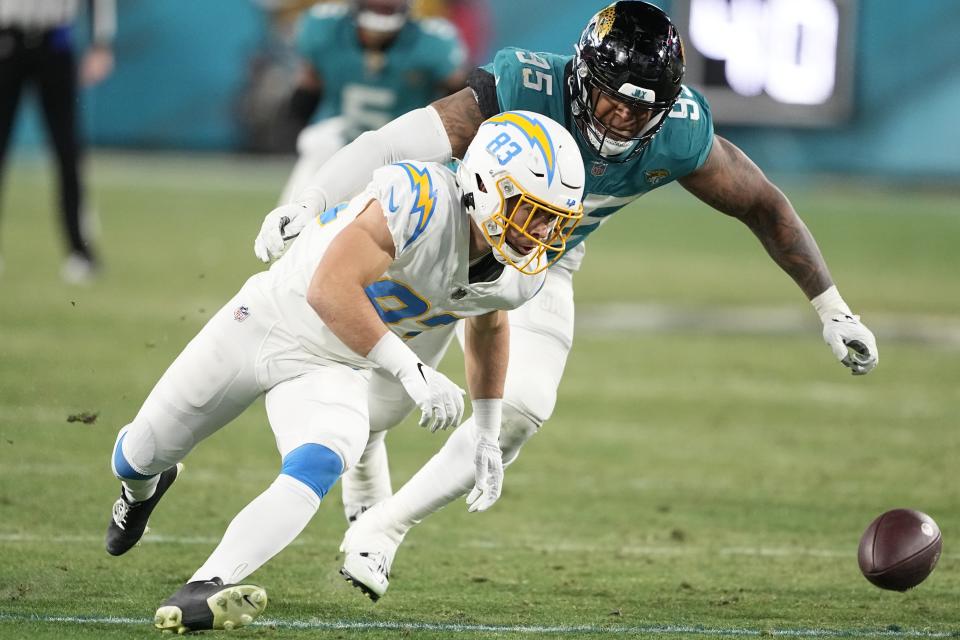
[
  {"x1": 280, "y1": 443, "x2": 344, "y2": 500},
  {"x1": 113, "y1": 416, "x2": 197, "y2": 478},
  {"x1": 499, "y1": 402, "x2": 540, "y2": 467},
  {"x1": 112, "y1": 430, "x2": 155, "y2": 480}
]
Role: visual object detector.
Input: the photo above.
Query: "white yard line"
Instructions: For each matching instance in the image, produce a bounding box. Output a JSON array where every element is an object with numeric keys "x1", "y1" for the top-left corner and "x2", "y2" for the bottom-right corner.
[
  {"x1": 575, "y1": 303, "x2": 960, "y2": 348},
  {"x1": 0, "y1": 613, "x2": 954, "y2": 637},
  {"x1": 3, "y1": 532, "x2": 955, "y2": 561}
]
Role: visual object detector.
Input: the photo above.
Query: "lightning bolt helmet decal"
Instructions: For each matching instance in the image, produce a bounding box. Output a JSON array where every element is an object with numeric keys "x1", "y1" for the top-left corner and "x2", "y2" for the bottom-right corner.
[{"x1": 485, "y1": 112, "x2": 557, "y2": 186}]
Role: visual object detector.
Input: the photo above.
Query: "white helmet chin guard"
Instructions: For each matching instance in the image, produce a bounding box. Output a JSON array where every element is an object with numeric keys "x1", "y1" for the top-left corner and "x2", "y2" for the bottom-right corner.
[{"x1": 457, "y1": 110, "x2": 585, "y2": 275}]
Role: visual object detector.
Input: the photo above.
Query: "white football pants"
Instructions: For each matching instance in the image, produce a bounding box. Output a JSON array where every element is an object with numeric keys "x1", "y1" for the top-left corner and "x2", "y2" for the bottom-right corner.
[{"x1": 113, "y1": 274, "x2": 372, "y2": 482}]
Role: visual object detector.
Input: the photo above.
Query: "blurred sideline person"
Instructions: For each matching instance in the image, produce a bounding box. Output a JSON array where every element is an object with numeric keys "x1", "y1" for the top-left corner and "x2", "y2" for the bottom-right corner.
[
  {"x1": 254, "y1": 1, "x2": 880, "y2": 601},
  {"x1": 279, "y1": 0, "x2": 466, "y2": 203},
  {"x1": 0, "y1": 0, "x2": 115, "y2": 282},
  {"x1": 103, "y1": 112, "x2": 585, "y2": 632}
]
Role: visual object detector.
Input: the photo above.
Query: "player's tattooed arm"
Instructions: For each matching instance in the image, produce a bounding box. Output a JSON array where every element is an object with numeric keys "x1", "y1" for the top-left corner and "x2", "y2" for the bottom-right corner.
[
  {"x1": 431, "y1": 88, "x2": 486, "y2": 159},
  {"x1": 678, "y1": 135, "x2": 834, "y2": 300}
]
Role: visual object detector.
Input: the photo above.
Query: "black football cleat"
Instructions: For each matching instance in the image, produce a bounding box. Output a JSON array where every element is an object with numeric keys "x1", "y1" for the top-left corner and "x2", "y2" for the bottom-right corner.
[
  {"x1": 105, "y1": 463, "x2": 183, "y2": 556},
  {"x1": 154, "y1": 578, "x2": 268, "y2": 633}
]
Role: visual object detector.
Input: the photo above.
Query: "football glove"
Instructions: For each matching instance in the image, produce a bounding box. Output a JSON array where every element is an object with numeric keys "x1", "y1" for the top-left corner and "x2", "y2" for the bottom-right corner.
[
  {"x1": 396, "y1": 362, "x2": 466, "y2": 432},
  {"x1": 253, "y1": 202, "x2": 312, "y2": 263},
  {"x1": 466, "y1": 436, "x2": 503, "y2": 513},
  {"x1": 822, "y1": 313, "x2": 879, "y2": 376},
  {"x1": 367, "y1": 332, "x2": 466, "y2": 432}
]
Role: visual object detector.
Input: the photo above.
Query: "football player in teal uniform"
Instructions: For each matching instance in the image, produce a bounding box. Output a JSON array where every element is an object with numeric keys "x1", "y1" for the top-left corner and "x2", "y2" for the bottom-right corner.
[
  {"x1": 279, "y1": 0, "x2": 466, "y2": 202},
  {"x1": 255, "y1": 1, "x2": 879, "y2": 600}
]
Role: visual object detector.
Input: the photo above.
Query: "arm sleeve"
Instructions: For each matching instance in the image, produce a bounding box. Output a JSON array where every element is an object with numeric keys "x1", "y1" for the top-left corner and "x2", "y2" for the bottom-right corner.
[
  {"x1": 669, "y1": 86, "x2": 715, "y2": 178},
  {"x1": 295, "y1": 106, "x2": 453, "y2": 214},
  {"x1": 467, "y1": 68, "x2": 499, "y2": 119}
]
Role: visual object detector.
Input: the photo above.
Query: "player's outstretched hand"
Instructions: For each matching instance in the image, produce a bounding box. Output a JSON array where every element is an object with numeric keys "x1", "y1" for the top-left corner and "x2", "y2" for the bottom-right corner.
[
  {"x1": 253, "y1": 202, "x2": 311, "y2": 263},
  {"x1": 397, "y1": 362, "x2": 466, "y2": 432},
  {"x1": 822, "y1": 313, "x2": 879, "y2": 375},
  {"x1": 467, "y1": 437, "x2": 503, "y2": 513}
]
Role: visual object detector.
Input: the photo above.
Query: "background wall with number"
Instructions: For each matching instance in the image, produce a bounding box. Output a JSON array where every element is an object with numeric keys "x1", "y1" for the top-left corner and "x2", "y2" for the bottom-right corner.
[{"x1": 9, "y1": 0, "x2": 960, "y2": 178}]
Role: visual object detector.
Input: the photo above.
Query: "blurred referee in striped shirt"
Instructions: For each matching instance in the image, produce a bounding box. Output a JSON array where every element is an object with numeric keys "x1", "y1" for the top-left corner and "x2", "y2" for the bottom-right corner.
[{"x1": 0, "y1": 0, "x2": 116, "y2": 283}]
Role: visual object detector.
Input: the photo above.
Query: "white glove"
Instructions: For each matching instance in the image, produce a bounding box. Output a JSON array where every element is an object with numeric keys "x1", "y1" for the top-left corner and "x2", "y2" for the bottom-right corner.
[
  {"x1": 465, "y1": 399, "x2": 503, "y2": 513},
  {"x1": 366, "y1": 332, "x2": 465, "y2": 432},
  {"x1": 821, "y1": 313, "x2": 879, "y2": 376},
  {"x1": 466, "y1": 436, "x2": 503, "y2": 513},
  {"x1": 811, "y1": 286, "x2": 879, "y2": 376},
  {"x1": 397, "y1": 361, "x2": 466, "y2": 432},
  {"x1": 253, "y1": 201, "x2": 312, "y2": 263}
]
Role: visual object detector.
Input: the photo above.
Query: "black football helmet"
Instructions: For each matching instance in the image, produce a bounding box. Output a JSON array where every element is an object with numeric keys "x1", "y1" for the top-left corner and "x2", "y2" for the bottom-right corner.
[{"x1": 570, "y1": 1, "x2": 685, "y2": 162}]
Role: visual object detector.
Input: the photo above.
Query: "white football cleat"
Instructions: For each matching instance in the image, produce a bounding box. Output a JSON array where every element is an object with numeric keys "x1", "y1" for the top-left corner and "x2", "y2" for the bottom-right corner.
[
  {"x1": 339, "y1": 505, "x2": 404, "y2": 602},
  {"x1": 341, "y1": 550, "x2": 392, "y2": 602}
]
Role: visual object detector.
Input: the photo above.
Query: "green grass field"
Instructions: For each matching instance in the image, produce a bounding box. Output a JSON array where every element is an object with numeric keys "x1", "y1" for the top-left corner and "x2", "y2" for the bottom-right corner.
[{"x1": 1, "y1": 153, "x2": 958, "y2": 639}]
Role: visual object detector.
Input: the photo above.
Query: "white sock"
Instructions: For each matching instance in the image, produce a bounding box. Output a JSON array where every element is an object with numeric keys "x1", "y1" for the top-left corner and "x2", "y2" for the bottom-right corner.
[
  {"x1": 376, "y1": 416, "x2": 477, "y2": 539},
  {"x1": 341, "y1": 431, "x2": 392, "y2": 511},
  {"x1": 121, "y1": 476, "x2": 160, "y2": 503},
  {"x1": 190, "y1": 474, "x2": 320, "y2": 584}
]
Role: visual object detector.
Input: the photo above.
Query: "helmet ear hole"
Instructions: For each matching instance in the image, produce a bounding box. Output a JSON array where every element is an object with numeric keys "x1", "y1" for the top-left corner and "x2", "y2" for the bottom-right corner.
[{"x1": 475, "y1": 174, "x2": 487, "y2": 193}]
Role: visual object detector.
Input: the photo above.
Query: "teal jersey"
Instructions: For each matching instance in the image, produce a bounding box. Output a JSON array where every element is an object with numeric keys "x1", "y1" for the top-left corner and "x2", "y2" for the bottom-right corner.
[
  {"x1": 297, "y1": 4, "x2": 465, "y2": 139},
  {"x1": 483, "y1": 47, "x2": 714, "y2": 253}
]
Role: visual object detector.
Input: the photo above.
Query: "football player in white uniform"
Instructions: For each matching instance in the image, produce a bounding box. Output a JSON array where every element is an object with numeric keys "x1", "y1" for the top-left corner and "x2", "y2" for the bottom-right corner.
[{"x1": 102, "y1": 110, "x2": 584, "y2": 633}]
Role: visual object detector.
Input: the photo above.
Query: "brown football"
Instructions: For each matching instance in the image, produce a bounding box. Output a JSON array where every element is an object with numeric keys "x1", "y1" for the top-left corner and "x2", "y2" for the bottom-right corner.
[{"x1": 858, "y1": 508, "x2": 942, "y2": 591}]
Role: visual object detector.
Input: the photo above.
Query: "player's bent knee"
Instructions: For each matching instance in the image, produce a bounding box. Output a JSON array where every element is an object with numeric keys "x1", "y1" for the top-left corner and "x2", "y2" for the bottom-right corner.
[
  {"x1": 502, "y1": 377, "x2": 556, "y2": 427},
  {"x1": 280, "y1": 443, "x2": 344, "y2": 500},
  {"x1": 500, "y1": 402, "x2": 540, "y2": 467},
  {"x1": 111, "y1": 429, "x2": 155, "y2": 480}
]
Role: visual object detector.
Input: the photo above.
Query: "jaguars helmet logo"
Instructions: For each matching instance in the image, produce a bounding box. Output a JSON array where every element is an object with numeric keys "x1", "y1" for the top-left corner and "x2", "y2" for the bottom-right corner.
[{"x1": 595, "y1": 5, "x2": 617, "y2": 41}]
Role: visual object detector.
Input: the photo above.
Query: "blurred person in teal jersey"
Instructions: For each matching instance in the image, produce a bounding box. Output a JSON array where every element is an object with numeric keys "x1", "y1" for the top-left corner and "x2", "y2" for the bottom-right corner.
[{"x1": 279, "y1": 0, "x2": 466, "y2": 203}]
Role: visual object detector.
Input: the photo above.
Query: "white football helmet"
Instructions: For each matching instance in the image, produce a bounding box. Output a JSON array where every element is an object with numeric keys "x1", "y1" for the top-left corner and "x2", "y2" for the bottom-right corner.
[{"x1": 457, "y1": 110, "x2": 585, "y2": 275}]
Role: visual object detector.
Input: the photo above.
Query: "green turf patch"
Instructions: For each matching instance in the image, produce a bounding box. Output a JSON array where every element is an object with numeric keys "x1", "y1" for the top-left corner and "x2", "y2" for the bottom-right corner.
[{"x1": 1, "y1": 156, "x2": 957, "y2": 638}]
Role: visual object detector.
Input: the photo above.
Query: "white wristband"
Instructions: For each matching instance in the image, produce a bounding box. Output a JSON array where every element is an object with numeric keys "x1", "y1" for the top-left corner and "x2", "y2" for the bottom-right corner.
[
  {"x1": 472, "y1": 399, "x2": 502, "y2": 441},
  {"x1": 295, "y1": 186, "x2": 327, "y2": 216},
  {"x1": 810, "y1": 285, "x2": 853, "y2": 323},
  {"x1": 365, "y1": 332, "x2": 419, "y2": 377}
]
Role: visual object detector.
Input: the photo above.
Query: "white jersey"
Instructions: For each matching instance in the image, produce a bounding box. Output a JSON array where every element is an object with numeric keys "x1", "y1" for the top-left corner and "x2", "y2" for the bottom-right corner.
[{"x1": 260, "y1": 161, "x2": 546, "y2": 368}]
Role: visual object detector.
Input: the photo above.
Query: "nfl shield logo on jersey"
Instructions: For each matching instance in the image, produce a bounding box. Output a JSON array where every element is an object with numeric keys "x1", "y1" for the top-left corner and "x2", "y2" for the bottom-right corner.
[
  {"x1": 234, "y1": 305, "x2": 250, "y2": 322},
  {"x1": 591, "y1": 162, "x2": 607, "y2": 176}
]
